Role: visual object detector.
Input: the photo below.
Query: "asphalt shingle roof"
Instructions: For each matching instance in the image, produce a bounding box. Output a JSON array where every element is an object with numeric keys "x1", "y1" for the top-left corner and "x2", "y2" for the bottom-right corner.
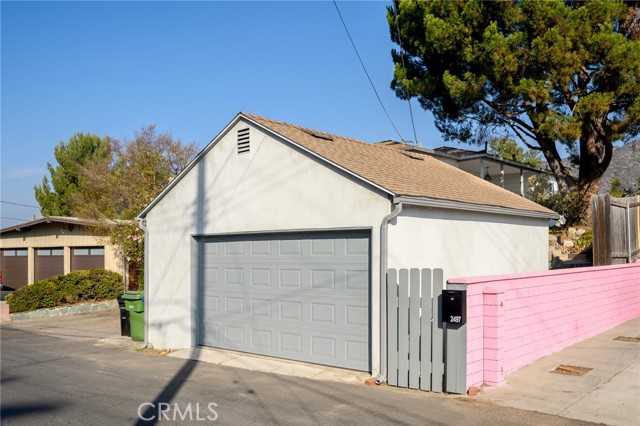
[{"x1": 242, "y1": 112, "x2": 555, "y2": 216}]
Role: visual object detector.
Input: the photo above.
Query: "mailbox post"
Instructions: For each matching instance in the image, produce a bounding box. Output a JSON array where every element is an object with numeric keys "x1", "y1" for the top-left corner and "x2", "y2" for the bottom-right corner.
[{"x1": 442, "y1": 287, "x2": 467, "y2": 394}]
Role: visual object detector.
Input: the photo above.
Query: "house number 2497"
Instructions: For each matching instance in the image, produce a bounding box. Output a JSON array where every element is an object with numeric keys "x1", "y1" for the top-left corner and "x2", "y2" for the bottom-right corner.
[{"x1": 449, "y1": 316, "x2": 462, "y2": 323}]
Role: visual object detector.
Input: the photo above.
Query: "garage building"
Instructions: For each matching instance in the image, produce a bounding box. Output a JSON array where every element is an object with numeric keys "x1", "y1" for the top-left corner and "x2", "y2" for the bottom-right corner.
[
  {"x1": 138, "y1": 112, "x2": 557, "y2": 375},
  {"x1": 0, "y1": 217, "x2": 125, "y2": 295}
]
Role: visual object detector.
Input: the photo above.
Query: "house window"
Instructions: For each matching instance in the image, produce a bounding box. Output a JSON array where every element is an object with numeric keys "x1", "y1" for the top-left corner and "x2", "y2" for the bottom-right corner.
[{"x1": 2, "y1": 249, "x2": 27, "y2": 257}]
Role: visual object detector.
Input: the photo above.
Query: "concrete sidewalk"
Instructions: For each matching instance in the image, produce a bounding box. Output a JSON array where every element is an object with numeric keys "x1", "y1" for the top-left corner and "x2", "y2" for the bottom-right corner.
[
  {"x1": 168, "y1": 346, "x2": 371, "y2": 386},
  {"x1": 477, "y1": 316, "x2": 640, "y2": 426}
]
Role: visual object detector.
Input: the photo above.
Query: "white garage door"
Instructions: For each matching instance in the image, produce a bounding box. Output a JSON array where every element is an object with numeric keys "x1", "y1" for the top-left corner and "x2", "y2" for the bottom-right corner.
[{"x1": 198, "y1": 231, "x2": 370, "y2": 371}]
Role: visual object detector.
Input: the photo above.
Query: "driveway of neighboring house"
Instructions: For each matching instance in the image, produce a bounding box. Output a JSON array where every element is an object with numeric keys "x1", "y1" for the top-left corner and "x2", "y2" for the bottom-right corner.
[{"x1": 0, "y1": 309, "x2": 594, "y2": 426}]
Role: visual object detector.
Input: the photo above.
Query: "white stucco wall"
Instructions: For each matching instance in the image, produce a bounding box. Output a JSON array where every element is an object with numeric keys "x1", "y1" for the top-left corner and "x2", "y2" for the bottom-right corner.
[
  {"x1": 387, "y1": 205, "x2": 549, "y2": 283},
  {"x1": 144, "y1": 119, "x2": 391, "y2": 374}
]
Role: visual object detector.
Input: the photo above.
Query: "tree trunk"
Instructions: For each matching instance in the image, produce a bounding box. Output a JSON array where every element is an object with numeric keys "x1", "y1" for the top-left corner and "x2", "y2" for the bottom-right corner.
[
  {"x1": 537, "y1": 135, "x2": 576, "y2": 193},
  {"x1": 577, "y1": 118, "x2": 613, "y2": 195}
]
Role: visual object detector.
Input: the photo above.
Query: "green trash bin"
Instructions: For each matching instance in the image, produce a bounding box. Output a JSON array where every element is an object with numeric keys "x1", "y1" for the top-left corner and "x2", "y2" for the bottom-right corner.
[{"x1": 121, "y1": 291, "x2": 144, "y2": 341}]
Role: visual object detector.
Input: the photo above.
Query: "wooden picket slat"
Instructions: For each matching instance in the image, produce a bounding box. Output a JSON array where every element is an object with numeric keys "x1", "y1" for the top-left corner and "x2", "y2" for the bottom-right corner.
[
  {"x1": 409, "y1": 268, "x2": 421, "y2": 389},
  {"x1": 431, "y1": 269, "x2": 444, "y2": 393},
  {"x1": 419, "y1": 268, "x2": 433, "y2": 391},
  {"x1": 397, "y1": 269, "x2": 410, "y2": 388},
  {"x1": 387, "y1": 269, "x2": 398, "y2": 386}
]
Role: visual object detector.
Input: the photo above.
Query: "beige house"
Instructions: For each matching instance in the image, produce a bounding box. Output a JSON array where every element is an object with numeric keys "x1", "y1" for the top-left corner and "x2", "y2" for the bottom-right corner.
[{"x1": 0, "y1": 216, "x2": 125, "y2": 293}]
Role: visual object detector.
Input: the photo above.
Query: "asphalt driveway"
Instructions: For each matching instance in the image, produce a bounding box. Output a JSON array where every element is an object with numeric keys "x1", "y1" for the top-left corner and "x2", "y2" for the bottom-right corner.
[{"x1": 1, "y1": 309, "x2": 596, "y2": 426}]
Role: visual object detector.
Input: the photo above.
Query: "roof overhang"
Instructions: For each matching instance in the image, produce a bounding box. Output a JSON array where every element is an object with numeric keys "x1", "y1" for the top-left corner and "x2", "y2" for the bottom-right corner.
[
  {"x1": 394, "y1": 195, "x2": 560, "y2": 220},
  {"x1": 0, "y1": 216, "x2": 110, "y2": 234}
]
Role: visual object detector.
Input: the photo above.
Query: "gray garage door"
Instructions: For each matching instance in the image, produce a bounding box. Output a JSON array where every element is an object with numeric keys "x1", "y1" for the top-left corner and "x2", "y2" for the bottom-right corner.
[{"x1": 198, "y1": 231, "x2": 370, "y2": 371}]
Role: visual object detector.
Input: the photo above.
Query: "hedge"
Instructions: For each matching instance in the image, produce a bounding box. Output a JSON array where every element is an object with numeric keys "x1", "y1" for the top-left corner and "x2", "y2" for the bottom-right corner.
[{"x1": 5, "y1": 269, "x2": 124, "y2": 314}]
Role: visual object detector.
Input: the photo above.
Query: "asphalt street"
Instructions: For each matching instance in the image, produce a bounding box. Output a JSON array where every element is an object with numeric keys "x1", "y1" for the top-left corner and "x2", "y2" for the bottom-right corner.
[{"x1": 1, "y1": 311, "x2": 597, "y2": 426}]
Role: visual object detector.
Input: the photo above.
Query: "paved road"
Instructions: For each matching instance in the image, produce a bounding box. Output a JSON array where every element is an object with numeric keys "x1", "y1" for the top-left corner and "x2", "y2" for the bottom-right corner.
[{"x1": 1, "y1": 311, "x2": 596, "y2": 426}]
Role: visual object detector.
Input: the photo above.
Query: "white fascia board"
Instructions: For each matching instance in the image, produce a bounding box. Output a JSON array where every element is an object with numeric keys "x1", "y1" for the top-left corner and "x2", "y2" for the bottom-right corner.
[
  {"x1": 395, "y1": 195, "x2": 560, "y2": 220},
  {"x1": 241, "y1": 115, "x2": 394, "y2": 198},
  {"x1": 456, "y1": 154, "x2": 549, "y2": 174},
  {"x1": 138, "y1": 113, "x2": 245, "y2": 219}
]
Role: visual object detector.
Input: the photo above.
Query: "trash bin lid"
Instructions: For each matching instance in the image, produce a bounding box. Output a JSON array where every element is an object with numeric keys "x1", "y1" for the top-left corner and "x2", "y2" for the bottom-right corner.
[{"x1": 121, "y1": 291, "x2": 144, "y2": 300}]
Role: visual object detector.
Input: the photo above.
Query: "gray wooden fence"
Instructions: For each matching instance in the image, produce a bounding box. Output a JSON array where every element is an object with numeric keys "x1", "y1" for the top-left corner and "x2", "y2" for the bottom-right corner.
[
  {"x1": 386, "y1": 268, "x2": 467, "y2": 394},
  {"x1": 592, "y1": 194, "x2": 640, "y2": 265}
]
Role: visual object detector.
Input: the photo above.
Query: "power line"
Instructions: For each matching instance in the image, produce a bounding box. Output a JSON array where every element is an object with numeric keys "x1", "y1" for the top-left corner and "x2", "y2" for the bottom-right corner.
[
  {"x1": 1, "y1": 217, "x2": 32, "y2": 222},
  {"x1": 393, "y1": 3, "x2": 419, "y2": 146},
  {"x1": 1, "y1": 200, "x2": 40, "y2": 209},
  {"x1": 332, "y1": 0, "x2": 404, "y2": 142}
]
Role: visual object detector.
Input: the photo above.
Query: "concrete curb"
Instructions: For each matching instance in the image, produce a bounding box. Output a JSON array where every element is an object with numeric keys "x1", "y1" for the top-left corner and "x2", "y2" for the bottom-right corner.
[{"x1": 8, "y1": 300, "x2": 118, "y2": 321}]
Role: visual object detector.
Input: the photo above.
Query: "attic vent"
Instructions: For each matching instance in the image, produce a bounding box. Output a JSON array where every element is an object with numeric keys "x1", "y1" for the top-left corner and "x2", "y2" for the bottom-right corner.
[
  {"x1": 301, "y1": 129, "x2": 334, "y2": 141},
  {"x1": 402, "y1": 152, "x2": 424, "y2": 161},
  {"x1": 237, "y1": 128, "x2": 250, "y2": 154},
  {"x1": 310, "y1": 132, "x2": 333, "y2": 141}
]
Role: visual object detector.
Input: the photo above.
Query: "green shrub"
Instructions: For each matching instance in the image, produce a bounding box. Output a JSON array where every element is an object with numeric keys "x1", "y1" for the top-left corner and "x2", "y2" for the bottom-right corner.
[
  {"x1": 536, "y1": 189, "x2": 590, "y2": 229},
  {"x1": 5, "y1": 269, "x2": 123, "y2": 314},
  {"x1": 574, "y1": 229, "x2": 593, "y2": 256}
]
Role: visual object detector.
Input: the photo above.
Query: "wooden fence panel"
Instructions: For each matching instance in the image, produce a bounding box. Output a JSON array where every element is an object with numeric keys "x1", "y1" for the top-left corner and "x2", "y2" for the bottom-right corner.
[
  {"x1": 592, "y1": 195, "x2": 640, "y2": 265},
  {"x1": 387, "y1": 268, "x2": 453, "y2": 393}
]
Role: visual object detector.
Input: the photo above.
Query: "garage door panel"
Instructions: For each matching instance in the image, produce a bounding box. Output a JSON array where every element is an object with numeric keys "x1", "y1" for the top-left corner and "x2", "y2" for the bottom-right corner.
[
  {"x1": 1, "y1": 249, "x2": 28, "y2": 290},
  {"x1": 199, "y1": 231, "x2": 370, "y2": 371}
]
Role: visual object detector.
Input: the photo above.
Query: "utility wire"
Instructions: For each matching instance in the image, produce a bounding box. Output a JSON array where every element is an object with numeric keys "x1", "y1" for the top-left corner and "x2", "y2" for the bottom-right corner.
[
  {"x1": 1, "y1": 200, "x2": 40, "y2": 209},
  {"x1": 393, "y1": 4, "x2": 419, "y2": 146},
  {"x1": 1, "y1": 217, "x2": 31, "y2": 222},
  {"x1": 332, "y1": 0, "x2": 404, "y2": 142}
]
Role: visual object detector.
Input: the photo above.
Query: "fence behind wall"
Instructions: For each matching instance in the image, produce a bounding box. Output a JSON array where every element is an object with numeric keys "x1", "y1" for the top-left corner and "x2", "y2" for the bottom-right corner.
[{"x1": 592, "y1": 194, "x2": 640, "y2": 265}]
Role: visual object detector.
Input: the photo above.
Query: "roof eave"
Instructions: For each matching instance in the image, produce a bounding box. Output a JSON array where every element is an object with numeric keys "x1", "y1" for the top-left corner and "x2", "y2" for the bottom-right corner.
[
  {"x1": 137, "y1": 112, "x2": 246, "y2": 219},
  {"x1": 394, "y1": 195, "x2": 560, "y2": 220},
  {"x1": 455, "y1": 154, "x2": 550, "y2": 174},
  {"x1": 0, "y1": 216, "x2": 109, "y2": 234}
]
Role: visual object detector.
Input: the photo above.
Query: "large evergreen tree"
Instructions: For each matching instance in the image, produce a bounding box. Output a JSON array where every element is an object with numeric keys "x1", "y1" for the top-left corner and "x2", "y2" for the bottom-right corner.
[
  {"x1": 388, "y1": 0, "x2": 640, "y2": 195},
  {"x1": 34, "y1": 133, "x2": 109, "y2": 216}
]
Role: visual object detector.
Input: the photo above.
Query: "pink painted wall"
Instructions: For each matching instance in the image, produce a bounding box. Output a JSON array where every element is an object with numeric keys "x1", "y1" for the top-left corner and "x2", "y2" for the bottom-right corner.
[{"x1": 449, "y1": 262, "x2": 640, "y2": 388}]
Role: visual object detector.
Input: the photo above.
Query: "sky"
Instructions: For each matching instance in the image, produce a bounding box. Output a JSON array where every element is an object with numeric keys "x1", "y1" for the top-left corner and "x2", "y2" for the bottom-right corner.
[{"x1": 1, "y1": 0, "x2": 456, "y2": 229}]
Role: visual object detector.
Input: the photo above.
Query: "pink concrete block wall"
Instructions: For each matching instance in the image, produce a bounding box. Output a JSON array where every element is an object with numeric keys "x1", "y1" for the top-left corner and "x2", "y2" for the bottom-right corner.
[{"x1": 449, "y1": 262, "x2": 640, "y2": 389}]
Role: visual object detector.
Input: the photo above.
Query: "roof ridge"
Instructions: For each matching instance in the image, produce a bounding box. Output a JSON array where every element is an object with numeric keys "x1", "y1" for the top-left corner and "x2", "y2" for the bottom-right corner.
[{"x1": 241, "y1": 112, "x2": 408, "y2": 151}]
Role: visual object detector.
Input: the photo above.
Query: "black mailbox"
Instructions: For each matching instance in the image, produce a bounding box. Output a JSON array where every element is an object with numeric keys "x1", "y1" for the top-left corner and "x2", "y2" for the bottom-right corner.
[{"x1": 442, "y1": 289, "x2": 466, "y2": 325}]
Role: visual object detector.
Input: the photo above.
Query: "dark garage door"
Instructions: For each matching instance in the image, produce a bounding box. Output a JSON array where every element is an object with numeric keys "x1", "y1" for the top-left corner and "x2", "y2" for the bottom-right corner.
[
  {"x1": 199, "y1": 231, "x2": 371, "y2": 371},
  {"x1": 71, "y1": 247, "x2": 105, "y2": 271},
  {"x1": 0, "y1": 248, "x2": 28, "y2": 291},
  {"x1": 35, "y1": 248, "x2": 64, "y2": 281}
]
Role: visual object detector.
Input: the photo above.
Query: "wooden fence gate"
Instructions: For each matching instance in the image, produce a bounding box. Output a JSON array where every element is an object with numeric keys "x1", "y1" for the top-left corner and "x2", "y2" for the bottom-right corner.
[
  {"x1": 592, "y1": 194, "x2": 640, "y2": 265},
  {"x1": 386, "y1": 268, "x2": 467, "y2": 394}
]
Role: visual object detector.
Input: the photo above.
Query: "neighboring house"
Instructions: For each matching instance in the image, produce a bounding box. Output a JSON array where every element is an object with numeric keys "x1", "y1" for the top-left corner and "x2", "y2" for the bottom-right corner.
[
  {"x1": 378, "y1": 141, "x2": 558, "y2": 199},
  {"x1": 0, "y1": 216, "x2": 126, "y2": 295},
  {"x1": 137, "y1": 112, "x2": 558, "y2": 377}
]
